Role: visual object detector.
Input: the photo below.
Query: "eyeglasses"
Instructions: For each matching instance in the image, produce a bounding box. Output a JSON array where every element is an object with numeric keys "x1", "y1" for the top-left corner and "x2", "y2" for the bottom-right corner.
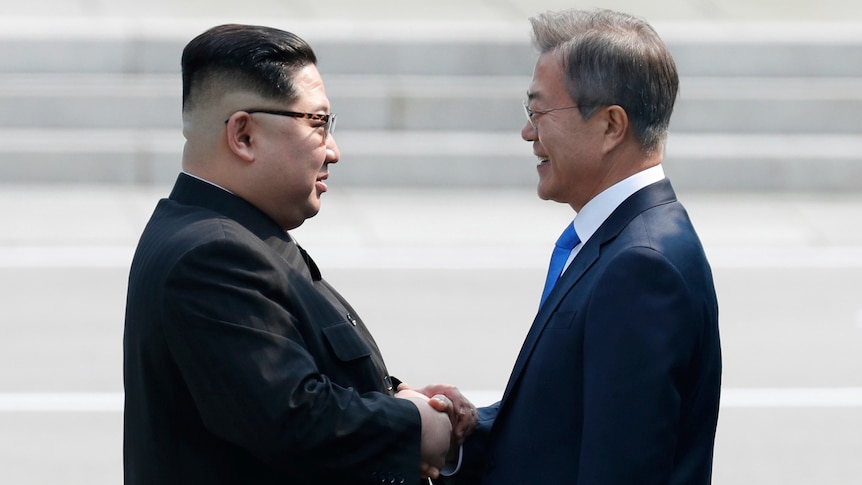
[
  {"x1": 226, "y1": 109, "x2": 337, "y2": 141},
  {"x1": 523, "y1": 101, "x2": 594, "y2": 129}
]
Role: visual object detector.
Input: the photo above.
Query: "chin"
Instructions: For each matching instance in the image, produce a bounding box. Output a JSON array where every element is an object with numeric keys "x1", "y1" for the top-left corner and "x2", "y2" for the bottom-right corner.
[
  {"x1": 536, "y1": 182, "x2": 553, "y2": 201},
  {"x1": 537, "y1": 185, "x2": 568, "y2": 205},
  {"x1": 305, "y1": 200, "x2": 322, "y2": 218}
]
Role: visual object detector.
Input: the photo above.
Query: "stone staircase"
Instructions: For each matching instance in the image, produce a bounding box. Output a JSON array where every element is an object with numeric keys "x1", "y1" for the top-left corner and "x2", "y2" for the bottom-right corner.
[{"x1": 1, "y1": 21, "x2": 860, "y2": 190}]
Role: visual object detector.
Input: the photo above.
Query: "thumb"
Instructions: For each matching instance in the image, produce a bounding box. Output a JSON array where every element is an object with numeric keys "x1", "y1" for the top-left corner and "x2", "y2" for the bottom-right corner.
[
  {"x1": 428, "y1": 394, "x2": 452, "y2": 413},
  {"x1": 396, "y1": 382, "x2": 412, "y2": 392}
]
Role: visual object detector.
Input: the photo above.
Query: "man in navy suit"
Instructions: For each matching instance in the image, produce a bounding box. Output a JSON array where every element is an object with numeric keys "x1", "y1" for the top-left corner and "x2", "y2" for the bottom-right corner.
[
  {"x1": 427, "y1": 8, "x2": 721, "y2": 484},
  {"x1": 123, "y1": 24, "x2": 475, "y2": 484}
]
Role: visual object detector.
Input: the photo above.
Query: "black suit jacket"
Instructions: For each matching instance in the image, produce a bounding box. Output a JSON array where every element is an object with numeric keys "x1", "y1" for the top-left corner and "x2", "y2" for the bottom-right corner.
[
  {"x1": 455, "y1": 179, "x2": 721, "y2": 484},
  {"x1": 124, "y1": 173, "x2": 421, "y2": 484}
]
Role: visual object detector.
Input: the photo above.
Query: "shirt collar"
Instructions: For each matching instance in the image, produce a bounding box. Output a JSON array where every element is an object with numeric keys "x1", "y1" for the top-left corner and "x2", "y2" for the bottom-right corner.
[
  {"x1": 181, "y1": 171, "x2": 234, "y2": 194},
  {"x1": 572, "y1": 164, "x2": 665, "y2": 247}
]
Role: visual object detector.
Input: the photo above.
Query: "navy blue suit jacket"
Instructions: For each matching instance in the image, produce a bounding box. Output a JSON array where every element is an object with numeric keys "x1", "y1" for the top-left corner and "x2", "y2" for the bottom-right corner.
[{"x1": 457, "y1": 179, "x2": 721, "y2": 484}]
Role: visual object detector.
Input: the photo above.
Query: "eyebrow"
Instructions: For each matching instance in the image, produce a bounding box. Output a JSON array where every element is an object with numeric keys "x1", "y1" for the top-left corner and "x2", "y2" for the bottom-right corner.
[
  {"x1": 307, "y1": 101, "x2": 331, "y2": 114},
  {"x1": 526, "y1": 91, "x2": 542, "y2": 102},
  {"x1": 289, "y1": 99, "x2": 330, "y2": 114}
]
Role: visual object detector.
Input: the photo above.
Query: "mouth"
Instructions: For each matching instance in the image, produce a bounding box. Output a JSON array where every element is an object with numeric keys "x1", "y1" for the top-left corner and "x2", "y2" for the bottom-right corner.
[
  {"x1": 315, "y1": 172, "x2": 329, "y2": 192},
  {"x1": 536, "y1": 157, "x2": 550, "y2": 168}
]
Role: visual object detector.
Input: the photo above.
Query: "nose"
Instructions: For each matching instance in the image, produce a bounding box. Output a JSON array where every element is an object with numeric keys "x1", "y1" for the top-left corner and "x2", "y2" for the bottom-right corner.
[
  {"x1": 325, "y1": 134, "x2": 340, "y2": 164},
  {"x1": 521, "y1": 119, "x2": 537, "y2": 142}
]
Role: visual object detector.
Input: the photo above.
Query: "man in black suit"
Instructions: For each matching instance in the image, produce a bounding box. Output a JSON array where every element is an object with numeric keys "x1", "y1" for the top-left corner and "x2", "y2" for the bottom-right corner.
[
  {"x1": 425, "y1": 9, "x2": 722, "y2": 484},
  {"x1": 123, "y1": 24, "x2": 474, "y2": 484}
]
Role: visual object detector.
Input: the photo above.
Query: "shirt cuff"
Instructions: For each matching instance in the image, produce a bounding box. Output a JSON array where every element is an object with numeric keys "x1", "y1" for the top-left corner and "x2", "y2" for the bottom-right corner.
[{"x1": 439, "y1": 444, "x2": 463, "y2": 476}]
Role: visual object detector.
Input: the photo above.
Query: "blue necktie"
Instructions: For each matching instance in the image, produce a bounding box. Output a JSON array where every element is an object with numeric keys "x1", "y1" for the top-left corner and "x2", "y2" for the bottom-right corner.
[{"x1": 540, "y1": 224, "x2": 580, "y2": 306}]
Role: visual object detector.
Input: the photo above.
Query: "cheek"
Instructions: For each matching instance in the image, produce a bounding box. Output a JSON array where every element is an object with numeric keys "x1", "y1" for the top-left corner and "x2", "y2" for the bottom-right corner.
[
  {"x1": 540, "y1": 126, "x2": 570, "y2": 158},
  {"x1": 282, "y1": 145, "x2": 319, "y2": 174},
  {"x1": 545, "y1": 129, "x2": 589, "y2": 171},
  {"x1": 305, "y1": 144, "x2": 327, "y2": 169},
  {"x1": 551, "y1": 156, "x2": 574, "y2": 182}
]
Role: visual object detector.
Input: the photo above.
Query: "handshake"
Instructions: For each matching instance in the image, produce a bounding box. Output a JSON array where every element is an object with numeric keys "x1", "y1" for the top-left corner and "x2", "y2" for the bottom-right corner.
[{"x1": 396, "y1": 384, "x2": 478, "y2": 479}]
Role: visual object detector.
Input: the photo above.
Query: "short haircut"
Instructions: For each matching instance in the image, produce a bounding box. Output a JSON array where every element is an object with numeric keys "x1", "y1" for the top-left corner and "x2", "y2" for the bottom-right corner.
[
  {"x1": 181, "y1": 24, "x2": 318, "y2": 112},
  {"x1": 530, "y1": 9, "x2": 678, "y2": 154}
]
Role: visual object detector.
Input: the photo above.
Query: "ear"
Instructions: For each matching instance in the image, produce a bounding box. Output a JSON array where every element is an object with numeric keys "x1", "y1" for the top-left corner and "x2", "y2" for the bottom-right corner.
[
  {"x1": 600, "y1": 105, "x2": 628, "y2": 154},
  {"x1": 224, "y1": 112, "x2": 255, "y2": 163}
]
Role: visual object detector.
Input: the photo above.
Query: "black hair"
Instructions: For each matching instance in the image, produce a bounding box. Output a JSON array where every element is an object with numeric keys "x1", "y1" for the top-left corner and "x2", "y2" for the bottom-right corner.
[{"x1": 181, "y1": 24, "x2": 317, "y2": 112}]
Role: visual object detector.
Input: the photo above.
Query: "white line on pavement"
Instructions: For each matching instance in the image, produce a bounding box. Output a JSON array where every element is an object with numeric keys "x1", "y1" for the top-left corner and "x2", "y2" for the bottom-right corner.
[
  {"x1": 0, "y1": 393, "x2": 123, "y2": 412},
  {"x1": 720, "y1": 388, "x2": 862, "y2": 408},
  {"x1": 3, "y1": 246, "x2": 862, "y2": 270},
  {"x1": 2, "y1": 388, "x2": 862, "y2": 412},
  {"x1": 0, "y1": 246, "x2": 134, "y2": 268}
]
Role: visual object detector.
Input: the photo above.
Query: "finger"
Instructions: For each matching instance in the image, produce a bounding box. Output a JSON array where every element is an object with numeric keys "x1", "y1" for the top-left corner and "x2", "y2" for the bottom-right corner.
[
  {"x1": 456, "y1": 407, "x2": 478, "y2": 437},
  {"x1": 422, "y1": 466, "x2": 441, "y2": 480},
  {"x1": 428, "y1": 394, "x2": 453, "y2": 413}
]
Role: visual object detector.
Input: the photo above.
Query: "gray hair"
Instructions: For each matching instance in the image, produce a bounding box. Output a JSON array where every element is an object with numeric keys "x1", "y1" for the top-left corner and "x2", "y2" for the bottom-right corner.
[{"x1": 530, "y1": 9, "x2": 678, "y2": 154}]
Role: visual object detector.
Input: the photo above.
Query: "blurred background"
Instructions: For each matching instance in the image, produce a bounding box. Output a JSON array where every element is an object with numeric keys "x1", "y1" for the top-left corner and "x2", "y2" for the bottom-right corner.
[{"x1": 1, "y1": 0, "x2": 861, "y2": 483}]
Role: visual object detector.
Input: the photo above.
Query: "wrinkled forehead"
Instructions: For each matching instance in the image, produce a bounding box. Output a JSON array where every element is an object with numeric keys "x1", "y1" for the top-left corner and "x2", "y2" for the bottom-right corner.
[{"x1": 526, "y1": 51, "x2": 571, "y2": 104}]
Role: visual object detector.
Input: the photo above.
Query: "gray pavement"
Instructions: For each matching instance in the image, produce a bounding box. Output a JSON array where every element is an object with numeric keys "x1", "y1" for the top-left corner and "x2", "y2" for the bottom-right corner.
[{"x1": 2, "y1": 183, "x2": 862, "y2": 483}]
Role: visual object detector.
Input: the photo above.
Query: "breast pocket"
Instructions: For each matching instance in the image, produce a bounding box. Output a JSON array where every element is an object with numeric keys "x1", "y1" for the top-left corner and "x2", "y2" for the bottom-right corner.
[
  {"x1": 321, "y1": 322, "x2": 372, "y2": 362},
  {"x1": 546, "y1": 310, "x2": 577, "y2": 329}
]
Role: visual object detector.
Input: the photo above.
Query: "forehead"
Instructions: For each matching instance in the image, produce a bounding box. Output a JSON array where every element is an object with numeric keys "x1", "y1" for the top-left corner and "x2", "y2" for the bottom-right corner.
[
  {"x1": 290, "y1": 63, "x2": 330, "y2": 110},
  {"x1": 527, "y1": 52, "x2": 570, "y2": 104}
]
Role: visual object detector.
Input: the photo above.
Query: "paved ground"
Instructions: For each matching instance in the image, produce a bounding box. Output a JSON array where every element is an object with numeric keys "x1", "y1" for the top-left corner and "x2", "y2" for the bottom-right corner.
[{"x1": 1, "y1": 182, "x2": 862, "y2": 484}]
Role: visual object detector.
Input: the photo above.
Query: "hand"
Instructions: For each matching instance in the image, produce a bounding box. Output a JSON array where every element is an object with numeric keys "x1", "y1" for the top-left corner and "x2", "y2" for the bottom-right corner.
[
  {"x1": 400, "y1": 383, "x2": 478, "y2": 445},
  {"x1": 395, "y1": 389, "x2": 453, "y2": 479}
]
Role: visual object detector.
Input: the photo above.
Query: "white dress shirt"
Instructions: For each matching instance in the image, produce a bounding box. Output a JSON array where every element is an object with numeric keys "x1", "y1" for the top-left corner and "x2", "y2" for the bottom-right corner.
[{"x1": 562, "y1": 164, "x2": 666, "y2": 274}]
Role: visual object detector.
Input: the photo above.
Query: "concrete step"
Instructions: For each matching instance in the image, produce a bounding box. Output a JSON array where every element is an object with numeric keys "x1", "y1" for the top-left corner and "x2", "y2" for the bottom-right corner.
[
  {"x1": 1, "y1": 129, "x2": 860, "y2": 190},
  {"x1": 2, "y1": 20, "x2": 860, "y2": 189},
  {"x1": 2, "y1": 74, "x2": 861, "y2": 134},
  {"x1": 1, "y1": 24, "x2": 862, "y2": 77}
]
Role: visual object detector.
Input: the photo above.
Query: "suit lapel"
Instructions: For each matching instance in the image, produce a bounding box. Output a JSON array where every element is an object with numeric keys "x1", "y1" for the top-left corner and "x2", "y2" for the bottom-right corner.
[
  {"x1": 499, "y1": 179, "x2": 678, "y2": 406},
  {"x1": 266, "y1": 236, "x2": 322, "y2": 282},
  {"x1": 500, "y1": 233, "x2": 600, "y2": 404}
]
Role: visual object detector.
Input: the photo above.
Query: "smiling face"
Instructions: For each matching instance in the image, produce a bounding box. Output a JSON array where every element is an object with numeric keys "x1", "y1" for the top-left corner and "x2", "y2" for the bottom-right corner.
[
  {"x1": 522, "y1": 52, "x2": 611, "y2": 212},
  {"x1": 240, "y1": 64, "x2": 340, "y2": 230}
]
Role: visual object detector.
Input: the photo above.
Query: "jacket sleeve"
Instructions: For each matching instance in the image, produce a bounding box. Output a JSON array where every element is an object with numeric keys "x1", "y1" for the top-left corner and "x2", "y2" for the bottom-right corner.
[
  {"x1": 160, "y1": 236, "x2": 422, "y2": 483},
  {"x1": 578, "y1": 246, "x2": 703, "y2": 484},
  {"x1": 442, "y1": 401, "x2": 499, "y2": 484}
]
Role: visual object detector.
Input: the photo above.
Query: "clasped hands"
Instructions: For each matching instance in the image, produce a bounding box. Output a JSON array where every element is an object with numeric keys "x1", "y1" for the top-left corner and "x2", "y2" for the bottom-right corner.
[{"x1": 395, "y1": 383, "x2": 478, "y2": 479}]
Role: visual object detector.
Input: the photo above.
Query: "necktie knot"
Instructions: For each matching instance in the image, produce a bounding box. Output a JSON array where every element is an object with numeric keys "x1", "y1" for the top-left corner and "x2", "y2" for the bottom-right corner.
[
  {"x1": 540, "y1": 224, "x2": 580, "y2": 307},
  {"x1": 555, "y1": 224, "x2": 579, "y2": 250}
]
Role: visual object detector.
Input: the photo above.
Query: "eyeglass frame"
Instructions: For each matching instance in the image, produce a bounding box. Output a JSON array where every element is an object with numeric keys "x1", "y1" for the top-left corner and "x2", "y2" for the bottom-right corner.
[
  {"x1": 224, "y1": 109, "x2": 337, "y2": 142},
  {"x1": 523, "y1": 100, "x2": 598, "y2": 129}
]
